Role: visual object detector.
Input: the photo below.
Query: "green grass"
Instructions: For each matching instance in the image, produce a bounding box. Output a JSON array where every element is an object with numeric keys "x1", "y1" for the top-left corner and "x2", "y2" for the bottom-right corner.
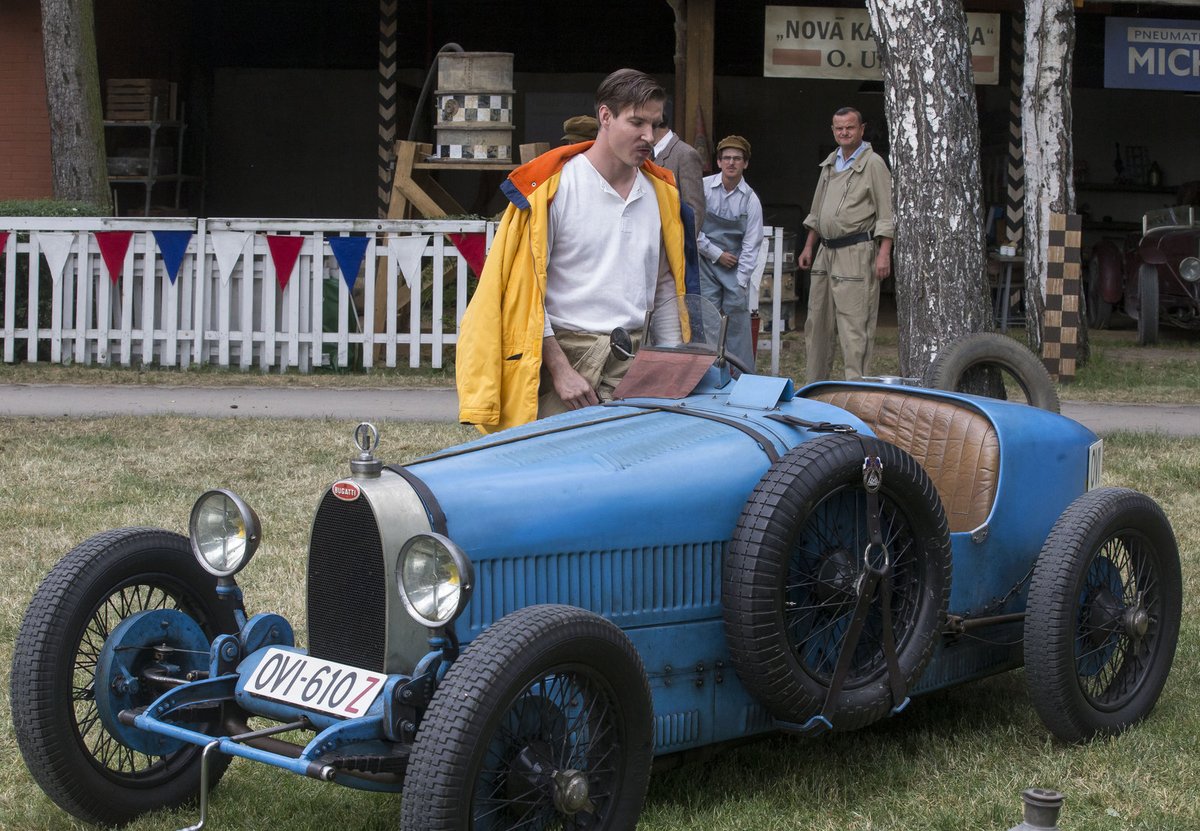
[{"x1": 1, "y1": 418, "x2": 1197, "y2": 830}]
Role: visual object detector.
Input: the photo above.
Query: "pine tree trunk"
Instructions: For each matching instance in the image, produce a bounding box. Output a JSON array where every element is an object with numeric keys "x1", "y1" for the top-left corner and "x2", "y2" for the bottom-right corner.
[
  {"x1": 865, "y1": 0, "x2": 991, "y2": 380},
  {"x1": 40, "y1": 0, "x2": 110, "y2": 211},
  {"x1": 1021, "y1": 0, "x2": 1076, "y2": 353}
]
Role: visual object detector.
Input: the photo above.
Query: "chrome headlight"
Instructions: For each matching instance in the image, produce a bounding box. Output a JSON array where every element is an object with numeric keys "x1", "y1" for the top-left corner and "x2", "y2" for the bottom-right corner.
[
  {"x1": 396, "y1": 533, "x2": 474, "y2": 628},
  {"x1": 189, "y1": 489, "x2": 261, "y2": 577},
  {"x1": 1180, "y1": 256, "x2": 1200, "y2": 283}
]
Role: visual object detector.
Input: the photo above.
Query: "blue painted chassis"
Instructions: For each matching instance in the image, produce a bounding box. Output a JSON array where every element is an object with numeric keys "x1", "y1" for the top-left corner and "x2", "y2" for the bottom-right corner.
[{"x1": 118, "y1": 367, "x2": 1099, "y2": 791}]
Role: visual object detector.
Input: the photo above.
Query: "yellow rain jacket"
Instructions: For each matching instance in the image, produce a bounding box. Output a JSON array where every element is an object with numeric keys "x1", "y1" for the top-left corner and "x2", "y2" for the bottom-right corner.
[{"x1": 456, "y1": 142, "x2": 699, "y2": 433}]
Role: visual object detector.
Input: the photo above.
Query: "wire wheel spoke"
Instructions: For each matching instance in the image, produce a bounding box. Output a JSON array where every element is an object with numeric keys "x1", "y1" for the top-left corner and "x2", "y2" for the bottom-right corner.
[
  {"x1": 474, "y1": 669, "x2": 618, "y2": 830},
  {"x1": 1075, "y1": 532, "x2": 1160, "y2": 709},
  {"x1": 786, "y1": 486, "x2": 921, "y2": 685},
  {"x1": 70, "y1": 580, "x2": 191, "y2": 779}
]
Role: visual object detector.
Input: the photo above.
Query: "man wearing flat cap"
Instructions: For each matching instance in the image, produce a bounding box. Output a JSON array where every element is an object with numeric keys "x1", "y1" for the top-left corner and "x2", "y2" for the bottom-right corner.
[
  {"x1": 561, "y1": 115, "x2": 598, "y2": 144},
  {"x1": 697, "y1": 134, "x2": 763, "y2": 371}
]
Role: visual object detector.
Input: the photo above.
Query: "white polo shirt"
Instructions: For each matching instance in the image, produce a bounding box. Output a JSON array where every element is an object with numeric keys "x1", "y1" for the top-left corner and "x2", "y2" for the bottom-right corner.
[{"x1": 543, "y1": 155, "x2": 673, "y2": 336}]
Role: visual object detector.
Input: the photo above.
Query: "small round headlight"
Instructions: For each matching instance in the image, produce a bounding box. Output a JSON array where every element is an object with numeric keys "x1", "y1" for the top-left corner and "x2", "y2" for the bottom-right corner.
[
  {"x1": 1180, "y1": 256, "x2": 1200, "y2": 283},
  {"x1": 189, "y1": 489, "x2": 261, "y2": 577},
  {"x1": 396, "y1": 533, "x2": 474, "y2": 628}
]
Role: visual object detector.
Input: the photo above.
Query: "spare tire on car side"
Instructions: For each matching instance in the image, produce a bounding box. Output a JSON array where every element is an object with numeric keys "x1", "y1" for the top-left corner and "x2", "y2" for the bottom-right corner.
[
  {"x1": 722, "y1": 433, "x2": 951, "y2": 732},
  {"x1": 926, "y1": 332, "x2": 1060, "y2": 413}
]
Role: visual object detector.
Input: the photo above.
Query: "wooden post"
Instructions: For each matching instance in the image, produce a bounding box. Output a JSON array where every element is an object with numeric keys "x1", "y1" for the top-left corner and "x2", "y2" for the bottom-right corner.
[
  {"x1": 1003, "y1": 13, "x2": 1025, "y2": 247},
  {"x1": 682, "y1": 0, "x2": 714, "y2": 159}
]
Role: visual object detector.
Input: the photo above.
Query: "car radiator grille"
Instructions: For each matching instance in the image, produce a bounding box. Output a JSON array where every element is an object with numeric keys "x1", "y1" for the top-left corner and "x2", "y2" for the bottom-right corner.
[{"x1": 307, "y1": 491, "x2": 387, "y2": 671}]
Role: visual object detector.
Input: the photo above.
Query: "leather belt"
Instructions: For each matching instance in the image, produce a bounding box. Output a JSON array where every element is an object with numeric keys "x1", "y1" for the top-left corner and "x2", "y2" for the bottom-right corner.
[{"x1": 822, "y1": 230, "x2": 872, "y2": 249}]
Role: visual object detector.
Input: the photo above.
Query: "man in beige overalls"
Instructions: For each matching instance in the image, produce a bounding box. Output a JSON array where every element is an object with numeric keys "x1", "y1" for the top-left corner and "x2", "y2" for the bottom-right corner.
[{"x1": 798, "y1": 107, "x2": 895, "y2": 382}]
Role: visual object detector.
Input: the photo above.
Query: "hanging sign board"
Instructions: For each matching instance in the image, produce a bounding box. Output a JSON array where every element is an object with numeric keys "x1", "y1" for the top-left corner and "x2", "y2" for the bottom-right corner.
[
  {"x1": 764, "y1": 6, "x2": 1000, "y2": 85},
  {"x1": 1104, "y1": 17, "x2": 1200, "y2": 92}
]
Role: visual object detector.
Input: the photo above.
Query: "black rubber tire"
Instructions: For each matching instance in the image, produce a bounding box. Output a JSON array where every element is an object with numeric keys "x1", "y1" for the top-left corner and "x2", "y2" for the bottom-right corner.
[
  {"x1": 1025, "y1": 488, "x2": 1181, "y2": 743},
  {"x1": 10, "y1": 528, "x2": 239, "y2": 826},
  {"x1": 401, "y1": 605, "x2": 654, "y2": 831},
  {"x1": 1086, "y1": 256, "x2": 1113, "y2": 330},
  {"x1": 926, "y1": 332, "x2": 1061, "y2": 413},
  {"x1": 1136, "y1": 264, "x2": 1160, "y2": 346},
  {"x1": 722, "y1": 434, "x2": 952, "y2": 731}
]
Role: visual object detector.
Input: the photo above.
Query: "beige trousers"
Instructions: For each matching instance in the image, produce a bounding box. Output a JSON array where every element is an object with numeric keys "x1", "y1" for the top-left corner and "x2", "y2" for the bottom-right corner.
[
  {"x1": 537, "y1": 330, "x2": 640, "y2": 418},
  {"x1": 804, "y1": 241, "x2": 880, "y2": 383}
]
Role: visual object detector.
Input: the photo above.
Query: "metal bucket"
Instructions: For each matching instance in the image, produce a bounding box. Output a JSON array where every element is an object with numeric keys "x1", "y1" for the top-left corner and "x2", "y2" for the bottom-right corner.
[{"x1": 434, "y1": 52, "x2": 514, "y2": 162}]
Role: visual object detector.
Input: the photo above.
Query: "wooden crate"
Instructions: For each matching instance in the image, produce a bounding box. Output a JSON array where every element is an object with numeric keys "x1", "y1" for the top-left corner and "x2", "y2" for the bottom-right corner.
[{"x1": 105, "y1": 79, "x2": 174, "y2": 121}]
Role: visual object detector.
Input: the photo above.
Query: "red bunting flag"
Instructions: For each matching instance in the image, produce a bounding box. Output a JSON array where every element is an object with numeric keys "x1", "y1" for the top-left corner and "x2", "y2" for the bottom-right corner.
[
  {"x1": 266, "y1": 235, "x2": 305, "y2": 290},
  {"x1": 0, "y1": 231, "x2": 9, "y2": 258},
  {"x1": 95, "y1": 231, "x2": 135, "y2": 284},
  {"x1": 447, "y1": 232, "x2": 487, "y2": 278}
]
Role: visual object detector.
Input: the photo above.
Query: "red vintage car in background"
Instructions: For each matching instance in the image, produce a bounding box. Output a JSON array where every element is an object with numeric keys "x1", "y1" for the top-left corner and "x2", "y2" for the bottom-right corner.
[{"x1": 1088, "y1": 202, "x2": 1200, "y2": 345}]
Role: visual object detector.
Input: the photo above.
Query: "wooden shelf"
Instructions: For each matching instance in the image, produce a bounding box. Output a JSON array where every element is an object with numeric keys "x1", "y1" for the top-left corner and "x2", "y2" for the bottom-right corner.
[
  {"x1": 104, "y1": 119, "x2": 184, "y2": 129},
  {"x1": 104, "y1": 101, "x2": 202, "y2": 216},
  {"x1": 1076, "y1": 182, "x2": 1176, "y2": 195},
  {"x1": 1083, "y1": 220, "x2": 1140, "y2": 233},
  {"x1": 412, "y1": 159, "x2": 520, "y2": 172}
]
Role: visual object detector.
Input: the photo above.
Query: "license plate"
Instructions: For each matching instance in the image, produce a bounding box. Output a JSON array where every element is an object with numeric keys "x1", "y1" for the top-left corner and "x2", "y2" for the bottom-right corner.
[{"x1": 246, "y1": 648, "x2": 385, "y2": 719}]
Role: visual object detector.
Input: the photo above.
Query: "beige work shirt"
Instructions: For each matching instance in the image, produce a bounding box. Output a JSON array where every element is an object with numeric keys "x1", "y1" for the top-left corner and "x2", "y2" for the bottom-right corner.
[{"x1": 803, "y1": 143, "x2": 895, "y2": 242}]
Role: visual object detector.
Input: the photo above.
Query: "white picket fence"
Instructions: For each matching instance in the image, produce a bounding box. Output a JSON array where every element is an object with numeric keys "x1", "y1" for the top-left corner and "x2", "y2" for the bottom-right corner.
[{"x1": 0, "y1": 217, "x2": 788, "y2": 374}]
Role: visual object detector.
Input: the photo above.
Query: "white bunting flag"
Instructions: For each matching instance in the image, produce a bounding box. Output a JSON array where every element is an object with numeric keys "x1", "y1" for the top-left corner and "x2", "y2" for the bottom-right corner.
[
  {"x1": 210, "y1": 231, "x2": 253, "y2": 286},
  {"x1": 37, "y1": 232, "x2": 76, "y2": 286},
  {"x1": 388, "y1": 234, "x2": 429, "y2": 290}
]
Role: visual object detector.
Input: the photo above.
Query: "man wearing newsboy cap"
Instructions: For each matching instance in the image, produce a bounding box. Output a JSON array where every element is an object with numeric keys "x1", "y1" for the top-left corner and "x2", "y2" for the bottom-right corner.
[
  {"x1": 561, "y1": 115, "x2": 599, "y2": 144},
  {"x1": 696, "y1": 135, "x2": 763, "y2": 371}
]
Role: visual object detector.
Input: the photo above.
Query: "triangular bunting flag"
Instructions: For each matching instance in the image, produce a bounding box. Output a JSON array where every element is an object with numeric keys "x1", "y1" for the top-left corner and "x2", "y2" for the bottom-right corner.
[
  {"x1": 447, "y1": 232, "x2": 486, "y2": 278},
  {"x1": 328, "y1": 235, "x2": 370, "y2": 292},
  {"x1": 388, "y1": 234, "x2": 429, "y2": 289},
  {"x1": 0, "y1": 231, "x2": 8, "y2": 258},
  {"x1": 210, "y1": 231, "x2": 252, "y2": 286},
  {"x1": 95, "y1": 230, "x2": 134, "y2": 284},
  {"x1": 152, "y1": 230, "x2": 193, "y2": 284},
  {"x1": 266, "y1": 235, "x2": 305, "y2": 291},
  {"x1": 38, "y1": 232, "x2": 76, "y2": 286}
]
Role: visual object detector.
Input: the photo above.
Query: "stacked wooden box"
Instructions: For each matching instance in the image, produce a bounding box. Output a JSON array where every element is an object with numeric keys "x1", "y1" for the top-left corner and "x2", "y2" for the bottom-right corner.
[
  {"x1": 105, "y1": 79, "x2": 175, "y2": 121},
  {"x1": 433, "y1": 53, "x2": 514, "y2": 162}
]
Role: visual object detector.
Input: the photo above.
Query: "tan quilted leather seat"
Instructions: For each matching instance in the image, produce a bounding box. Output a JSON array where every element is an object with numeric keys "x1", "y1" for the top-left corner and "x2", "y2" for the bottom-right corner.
[{"x1": 810, "y1": 388, "x2": 999, "y2": 532}]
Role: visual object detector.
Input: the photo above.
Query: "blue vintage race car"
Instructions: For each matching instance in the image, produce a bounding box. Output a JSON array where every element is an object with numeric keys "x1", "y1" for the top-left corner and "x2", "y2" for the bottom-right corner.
[{"x1": 11, "y1": 298, "x2": 1182, "y2": 830}]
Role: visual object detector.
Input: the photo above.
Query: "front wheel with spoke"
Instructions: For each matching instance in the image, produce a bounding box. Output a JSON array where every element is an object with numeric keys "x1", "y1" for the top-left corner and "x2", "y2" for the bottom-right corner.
[
  {"x1": 1025, "y1": 488, "x2": 1181, "y2": 742},
  {"x1": 401, "y1": 605, "x2": 653, "y2": 831},
  {"x1": 723, "y1": 434, "x2": 952, "y2": 731},
  {"x1": 10, "y1": 528, "x2": 238, "y2": 825}
]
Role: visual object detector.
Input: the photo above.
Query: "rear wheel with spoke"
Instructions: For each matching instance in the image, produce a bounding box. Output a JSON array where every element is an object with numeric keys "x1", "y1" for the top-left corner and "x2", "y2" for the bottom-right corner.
[{"x1": 1025, "y1": 488, "x2": 1181, "y2": 742}]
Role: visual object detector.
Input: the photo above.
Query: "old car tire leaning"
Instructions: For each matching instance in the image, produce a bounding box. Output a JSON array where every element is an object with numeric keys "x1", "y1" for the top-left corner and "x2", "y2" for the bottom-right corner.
[
  {"x1": 9, "y1": 528, "x2": 238, "y2": 826},
  {"x1": 401, "y1": 604, "x2": 654, "y2": 831},
  {"x1": 1086, "y1": 256, "x2": 1113, "y2": 330},
  {"x1": 1136, "y1": 264, "x2": 1160, "y2": 346},
  {"x1": 926, "y1": 332, "x2": 1061, "y2": 413},
  {"x1": 1024, "y1": 488, "x2": 1181, "y2": 743},
  {"x1": 722, "y1": 434, "x2": 951, "y2": 732}
]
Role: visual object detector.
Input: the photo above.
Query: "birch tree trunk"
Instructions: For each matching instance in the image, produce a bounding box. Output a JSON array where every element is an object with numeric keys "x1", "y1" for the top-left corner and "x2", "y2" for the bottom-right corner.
[
  {"x1": 865, "y1": 0, "x2": 991, "y2": 379},
  {"x1": 40, "y1": 0, "x2": 110, "y2": 210},
  {"x1": 1021, "y1": 0, "x2": 1076, "y2": 352}
]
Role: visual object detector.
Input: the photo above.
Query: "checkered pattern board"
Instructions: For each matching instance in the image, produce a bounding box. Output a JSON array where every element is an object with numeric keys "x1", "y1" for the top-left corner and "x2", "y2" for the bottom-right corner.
[
  {"x1": 436, "y1": 94, "x2": 513, "y2": 125},
  {"x1": 1042, "y1": 213, "x2": 1082, "y2": 382},
  {"x1": 434, "y1": 143, "x2": 512, "y2": 161}
]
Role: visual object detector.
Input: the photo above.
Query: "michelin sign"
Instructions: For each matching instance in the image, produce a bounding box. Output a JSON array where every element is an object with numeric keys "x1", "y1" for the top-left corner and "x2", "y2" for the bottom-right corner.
[{"x1": 1105, "y1": 18, "x2": 1200, "y2": 92}]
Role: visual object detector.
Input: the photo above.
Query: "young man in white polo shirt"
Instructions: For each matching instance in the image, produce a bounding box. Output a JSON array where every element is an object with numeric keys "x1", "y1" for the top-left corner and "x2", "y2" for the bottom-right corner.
[{"x1": 457, "y1": 69, "x2": 698, "y2": 433}]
